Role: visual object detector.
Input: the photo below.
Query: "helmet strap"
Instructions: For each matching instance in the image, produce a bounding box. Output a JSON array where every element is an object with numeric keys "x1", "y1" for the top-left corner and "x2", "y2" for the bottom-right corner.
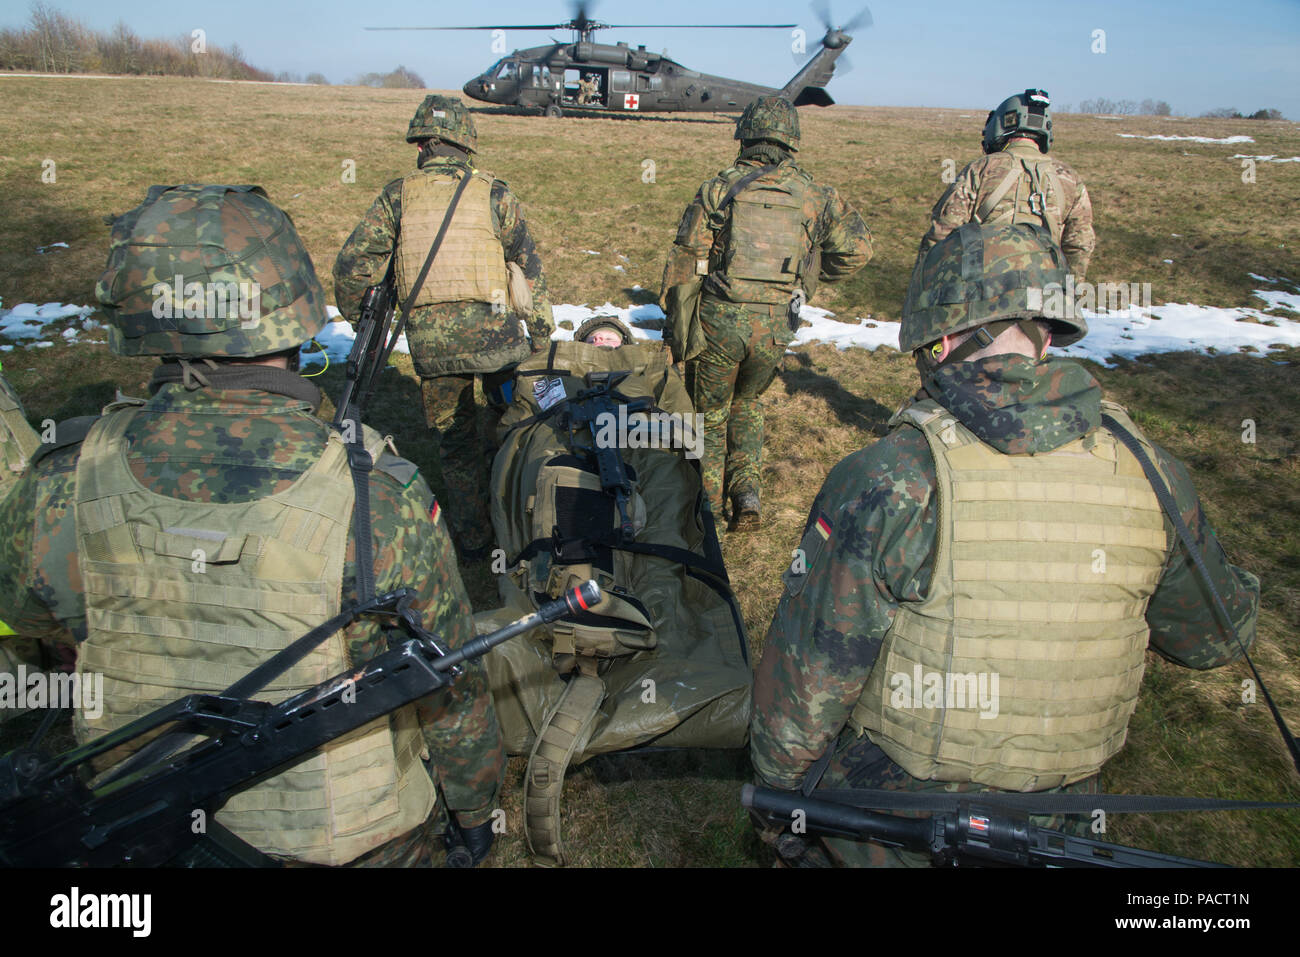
[
  {"x1": 418, "y1": 141, "x2": 472, "y2": 164},
  {"x1": 927, "y1": 319, "x2": 1047, "y2": 369}
]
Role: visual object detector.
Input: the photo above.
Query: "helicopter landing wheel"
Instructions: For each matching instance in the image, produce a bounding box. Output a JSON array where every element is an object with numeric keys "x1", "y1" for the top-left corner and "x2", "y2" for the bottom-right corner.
[{"x1": 544, "y1": 103, "x2": 563, "y2": 118}]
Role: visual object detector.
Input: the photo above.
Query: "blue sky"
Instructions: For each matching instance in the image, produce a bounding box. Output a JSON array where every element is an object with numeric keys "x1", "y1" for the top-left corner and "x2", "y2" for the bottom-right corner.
[{"x1": 12, "y1": 0, "x2": 1300, "y2": 117}]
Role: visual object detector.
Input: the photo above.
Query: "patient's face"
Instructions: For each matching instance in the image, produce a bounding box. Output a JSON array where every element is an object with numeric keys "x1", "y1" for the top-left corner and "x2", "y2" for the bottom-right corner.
[{"x1": 585, "y1": 329, "x2": 624, "y2": 348}]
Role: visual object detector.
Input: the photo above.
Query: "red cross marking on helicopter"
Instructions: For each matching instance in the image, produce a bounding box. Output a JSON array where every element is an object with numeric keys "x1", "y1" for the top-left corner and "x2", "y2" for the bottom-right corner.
[{"x1": 624, "y1": 93, "x2": 640, "y2": 110}]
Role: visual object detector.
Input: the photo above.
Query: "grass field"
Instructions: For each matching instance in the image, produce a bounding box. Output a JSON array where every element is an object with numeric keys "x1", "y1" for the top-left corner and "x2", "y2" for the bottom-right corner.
[{"x1": 1, "y1": 75, "x2": 1298, "y2": 867}]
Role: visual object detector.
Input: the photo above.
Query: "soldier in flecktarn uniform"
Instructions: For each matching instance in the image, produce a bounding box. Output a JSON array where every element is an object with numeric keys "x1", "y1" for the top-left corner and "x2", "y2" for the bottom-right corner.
[
  {"x1": 920, "y1": 89, "x2": 1096, "y2": 280},
  {"x1": 0, "y1": 184, "x2": 505, "y2": 867},
  {"x1": 334, "y1": 94, "x2": 554, "y2": 560},
  {"x1": 660, "y1": 95, "x2": 872, "y2": 528},
  {"x1": 749, "y1": 222, "x2": 1259, "y2": 867}
]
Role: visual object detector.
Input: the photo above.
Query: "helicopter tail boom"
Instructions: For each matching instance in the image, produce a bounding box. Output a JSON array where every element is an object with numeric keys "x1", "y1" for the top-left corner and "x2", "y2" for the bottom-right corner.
[{"x1": 779, "y1": 33, "x2": 849, "y2": 107}]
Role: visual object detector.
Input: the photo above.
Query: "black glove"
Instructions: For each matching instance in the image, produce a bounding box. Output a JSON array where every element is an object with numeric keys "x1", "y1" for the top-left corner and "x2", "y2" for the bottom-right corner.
[{"x1": 443, "y1": 815, "x2": 495, "y2": 868}]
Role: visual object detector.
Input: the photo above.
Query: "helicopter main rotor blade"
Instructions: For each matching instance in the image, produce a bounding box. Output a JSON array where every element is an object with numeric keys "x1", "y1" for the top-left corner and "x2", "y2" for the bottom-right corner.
[
  {"x1": 365, "y1": 25, "x2": 572, "y2": 31},
  {"x1": 606, "y1": 24, "x2": 797, "y2": 29}
]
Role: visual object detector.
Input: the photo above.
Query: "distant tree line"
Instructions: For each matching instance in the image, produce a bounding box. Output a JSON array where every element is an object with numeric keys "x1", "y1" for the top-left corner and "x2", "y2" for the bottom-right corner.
[
  {"x1": 1200, "y1": 107, "x2": 1286, "y2": 120},
  {"x1": 351, "y1": 65, "x2": 426, "y2": 89},
  {"x1": 1072, "y1": 96, "x2": 1286, "y2": 121},
  {"x1": 1076, "y1": 98, "x2": 1173, "y2": 116},
  {"x1": 275, "y1": 71, "x2": 330, "y2": 85},
  {"x1": 0, "y1": 2, "x2": 276, "y2": 81}
]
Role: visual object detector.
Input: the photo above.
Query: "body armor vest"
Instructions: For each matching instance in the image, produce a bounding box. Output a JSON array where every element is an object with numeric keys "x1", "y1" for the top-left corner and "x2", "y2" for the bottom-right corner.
[
  {"x1": 714, "y1": 167, "x2": 814, "y2": 304},
  {"x1": 0, "y1": 373, "x2": 39, "y2": 497},
  {"x1": 73, "y1": 409, "x2": 435, "y2": 865},
  {"x1": 975, "y1": 151, "x2": 1068, "y2": 247},
  {"x1": 848, "y1": 399, "x2": 1171, "y2": 790},
  {"x1": 396, "y1": 169, "x2": 509, "y2": 308}
]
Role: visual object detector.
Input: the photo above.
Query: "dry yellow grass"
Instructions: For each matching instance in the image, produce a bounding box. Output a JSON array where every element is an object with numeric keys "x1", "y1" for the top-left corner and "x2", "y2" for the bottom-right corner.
[{"x1": 1, "y1": 75, "x2": 1297, "y2": 867}]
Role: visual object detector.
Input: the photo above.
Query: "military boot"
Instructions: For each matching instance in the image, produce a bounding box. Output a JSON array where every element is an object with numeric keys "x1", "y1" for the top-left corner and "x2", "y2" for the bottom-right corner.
[{"x1": 730, "y1": 488, "x2": 761, "y2": 530}]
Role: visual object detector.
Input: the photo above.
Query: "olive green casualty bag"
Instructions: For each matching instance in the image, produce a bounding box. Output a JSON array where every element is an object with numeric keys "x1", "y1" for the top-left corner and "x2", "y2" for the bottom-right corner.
[{"x1": 476, "y1": 338, "x2": 751, "y2": 864}]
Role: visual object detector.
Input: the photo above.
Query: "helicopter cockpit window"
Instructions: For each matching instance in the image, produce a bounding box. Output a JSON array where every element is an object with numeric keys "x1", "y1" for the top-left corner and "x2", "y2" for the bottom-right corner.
[{"x1": 491, "y1": 59, "x2": 518, "y2": 79}]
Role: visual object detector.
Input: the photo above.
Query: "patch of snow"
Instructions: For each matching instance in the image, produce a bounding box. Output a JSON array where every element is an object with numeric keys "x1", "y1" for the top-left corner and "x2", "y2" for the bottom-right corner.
[
  {"x1": 35, "y1": 242, "x2": 69, "y2": 254},
  {"x1": 582, "y1": 250, "x2": 600, "y2": 255},
  {"x1": 1118, "y1": 133, "x2": 1254, "y2": 144},
  {"x1": 549, "y1": 302, "x2": 665, "y2": 342},
  {"x1": 0, "y1": 302, "x2": 94, "y2": 340},
  {"x1": 791, "y1": 306, "x2": 900, "y2": 351},
  {"x1": 1055, "y1": 297, "x2": 1300, "y2": 366},
  {"x1": 613, "y1": 264, "x2": 626, "y2": 272},
  {"x1": 1253, "y1": 288, "x2": 1300, "y2": 312}
]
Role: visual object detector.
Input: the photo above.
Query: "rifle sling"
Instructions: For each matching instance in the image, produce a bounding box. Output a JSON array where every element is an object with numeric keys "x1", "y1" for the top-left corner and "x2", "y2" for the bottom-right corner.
[
  {"x1": 373, "y1": 167, "x2": 474, "y2": 386},
  {"x1": 1102, "y1": 414, "x2": 1300, "y2": 775},
  {"x1": 344, "y1": 169, "x2": 474, "y2": 608},
  {"x1": 719, "y1": 163, "x2": 781, "y2": 212}
]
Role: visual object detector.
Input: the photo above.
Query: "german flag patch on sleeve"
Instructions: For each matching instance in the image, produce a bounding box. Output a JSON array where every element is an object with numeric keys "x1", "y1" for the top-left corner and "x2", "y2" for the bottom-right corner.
[{"x1": 781, "y1": 510, "x2": 833, "y2": 597}]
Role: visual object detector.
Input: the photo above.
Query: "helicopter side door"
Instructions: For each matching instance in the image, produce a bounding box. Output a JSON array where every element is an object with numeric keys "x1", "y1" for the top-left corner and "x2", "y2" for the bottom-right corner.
[
  {"x1": 635, "y1": 71, "x2": 667, "y2": 110},
  {"x1": 610, "y1": 69, "x2": 643, "y2": 111},
  {"x1": 564, "y1": 67, "x2": 608, "y2": 107},
  {"x1": 518, "y1": 63, "x2": 561, "y2": 108}
]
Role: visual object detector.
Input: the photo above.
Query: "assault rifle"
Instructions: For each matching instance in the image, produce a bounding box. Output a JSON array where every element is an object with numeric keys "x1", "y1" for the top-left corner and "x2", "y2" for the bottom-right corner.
[
  {"x1": 561, "y1": 371, "x2": 651, "y2": 543},
  {"x1": 742, "y1": 784, "x2": 1260, "y2": 868},
  {"x1": 334, "y1": 265, "x2": 397, "y2": 435},
  {"x1": 0, "y1": 581, "x2": 600, "y2": 868}
]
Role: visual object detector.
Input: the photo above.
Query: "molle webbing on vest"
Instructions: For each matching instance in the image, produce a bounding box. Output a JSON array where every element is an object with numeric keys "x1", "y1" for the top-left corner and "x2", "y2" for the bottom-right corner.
[
  {"x1": 850, "y1": 400, "x2": 1170, "y2": 791},
  {"x1": 72, "y1": 409, "x2": 435, "y2": 865},
  {"x1": 396, "y1": 170, "x2": 508, "y2": 307},
  {"x1": 975, "y1": 156, "x2": 1067, "y2": 245},
  {"x1": 716, "y1": 168, "x2": 813, "y2": 303}
]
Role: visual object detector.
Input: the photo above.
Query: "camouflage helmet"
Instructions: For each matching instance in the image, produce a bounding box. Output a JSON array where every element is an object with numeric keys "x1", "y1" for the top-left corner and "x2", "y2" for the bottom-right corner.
[
  {"x1": 96, "y1": 184, "x2": 328, "y2": 358},
  {"x1": 406, "y1": 94, "x2": 477, "y2": 152},
  {"x1": 982, "y1": 88, "x2": 1052, "y2": 154},
  {"x1": 735, "y1": 95, "x2": 800, "y2": 151},
  {"x1": 574, "y1": 315, "x2": 635, "y2": 346},
  {"x1": 900, "y1": 222, "x2": 1086, "y2": 353}
]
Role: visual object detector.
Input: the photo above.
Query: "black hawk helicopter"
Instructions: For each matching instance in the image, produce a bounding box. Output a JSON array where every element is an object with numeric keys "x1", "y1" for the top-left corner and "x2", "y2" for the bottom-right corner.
[{"x1": 367, "y1": 3, "x2": 870, "y2": 117}]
